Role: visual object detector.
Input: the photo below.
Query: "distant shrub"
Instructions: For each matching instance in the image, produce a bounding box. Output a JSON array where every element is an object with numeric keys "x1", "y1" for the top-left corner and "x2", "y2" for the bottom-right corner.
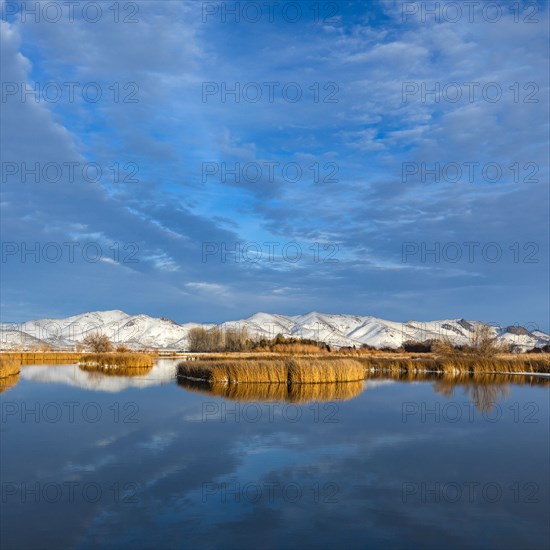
[
  {"x1": 251, "y1": 335, "x2": 330, "y2": 354},
  {"x1": 432, "y1": 338, "x2": 459, "y2": 355},
  {"x1": 186, "y1": 329, "x2": 331, "y2": 354},
  {"x1": 187, "y1": 327, "x2": 250, "y2": 352},
  {"x1": 401, "y1": 340, "x2": 436, "y2": 353},
  {"x1": 466, "y1": 325, "x2": 508, "y2": 356},
  {"x1": 432, "y1": 326, "x2": 508, "y2": 357},
  {"x1": 527, "y1": 345, "x2": 550, "y2": 354}
]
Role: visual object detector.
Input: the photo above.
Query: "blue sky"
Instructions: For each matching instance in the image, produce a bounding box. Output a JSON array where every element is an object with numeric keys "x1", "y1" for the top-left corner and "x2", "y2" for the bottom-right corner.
[{"x1": 1, "y1": 0, "x2": 549, "y2": 329}]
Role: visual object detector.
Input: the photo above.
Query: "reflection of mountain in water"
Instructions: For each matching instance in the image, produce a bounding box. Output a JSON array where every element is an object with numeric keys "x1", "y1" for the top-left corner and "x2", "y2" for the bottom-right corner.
[
  {"x1": 178, "y1": 378, "x2": 367, "y2": 403},
  {"x1": 20, "y1": 360, "x2": 179, "y2": 393}
]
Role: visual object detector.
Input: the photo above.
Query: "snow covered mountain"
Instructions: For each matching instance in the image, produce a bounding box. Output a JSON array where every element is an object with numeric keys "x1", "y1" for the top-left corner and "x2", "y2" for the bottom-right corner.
[{"x1": 1, "y1": 310, "x2": 548, "y2": 352}]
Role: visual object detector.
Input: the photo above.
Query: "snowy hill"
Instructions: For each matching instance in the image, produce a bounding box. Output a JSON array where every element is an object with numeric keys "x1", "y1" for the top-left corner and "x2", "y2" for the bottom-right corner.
[{"x1": 1, "y1": 310, "x2": 548, "y2": 352}]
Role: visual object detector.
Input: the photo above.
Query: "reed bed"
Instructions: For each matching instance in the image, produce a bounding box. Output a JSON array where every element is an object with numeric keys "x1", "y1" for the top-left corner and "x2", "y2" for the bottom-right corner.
[
  {"x1": 178, "y1": 378, "x2": 364, "y2": 403},
  {"x1": 178, "y1": 357, "x2": 365, "y2": 384},
  {"x1": 178, "y1": 359, "x2": 289, "y2": 384},
  {"x1": 1, "y1": 352, "x2": 82, "y2": 365},
  {"x1": 0, "y1": 355, "x2": 21, "y2": 378},
  {"x1": 287, "y1": 358, "x2": 365, "y2": 383},
  {"x1": 0, "y1": 373, "x2": 20, "y2": 393},
  {"x1": 357, "y1": 355, "x2": 550, "y2": 375},
  {"x1": 79, "y1": 352, "x2": 154, "y2": 368}
]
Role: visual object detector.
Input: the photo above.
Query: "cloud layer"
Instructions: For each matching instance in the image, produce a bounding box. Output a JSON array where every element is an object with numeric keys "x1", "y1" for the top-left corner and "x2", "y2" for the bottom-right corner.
[{"x1": 1, "y1": 1, "x2": 548, "y2": 329}]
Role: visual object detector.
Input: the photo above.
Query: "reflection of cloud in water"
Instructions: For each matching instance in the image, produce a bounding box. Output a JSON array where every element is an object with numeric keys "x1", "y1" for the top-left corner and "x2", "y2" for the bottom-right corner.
[
  {"x1": 63, "y1": 454, "x2": 117, "y2": 474},
  {"x1": 95, "y1": 435, "x2": 118, "y2": 448},
  {"x1": 138, "y1": 432, "x2": 177, "y2": 452},
  {"x1": 7, "y1": 365, "x2": 549, "y2": 550},
  {"x1": 20, "y1": 359, "x2": 179, "y2": 393}
]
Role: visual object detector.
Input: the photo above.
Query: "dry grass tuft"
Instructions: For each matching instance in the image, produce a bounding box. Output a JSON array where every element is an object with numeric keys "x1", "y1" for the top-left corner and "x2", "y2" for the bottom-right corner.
[
  {"x1": 1, "y1": 352, "x2": 83, "y2": 365},
  {"x1": 178, "y1": 357, "x2": 365, "y2": 384},
  {"x1": 79, "y1": 352, "x2": 154, "y2": 368},
  {"x1": 177, "y1": 359, "x2": 289, "y2": 384},
  {"x1": 287, "y1": 358, "x2": 365, "y2": 383},
  {"x1": 0, "y1": 355, "x2": 21, "y2": 378},
  {"x1": 357, "y1": 354, "x2": 550, "y2": 375}
]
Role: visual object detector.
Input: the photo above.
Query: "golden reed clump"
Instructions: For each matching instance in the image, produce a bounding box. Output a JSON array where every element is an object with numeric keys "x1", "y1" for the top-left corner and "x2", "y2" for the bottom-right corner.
[
  {"x1": 1, "y1": 352, "x2": 83, "y2": 365},
  {"x1": 177, "y1": 357, "x2": 366, "y2": 384},
  {"x1": 79, "y1": 352, "x2": 154, "y2": 369},
  {"x1": 0, "y1": 355, "x2": 21, "y2": 377},
  {"x1": 0, "y1": 355, "x2": 21, "y2": 393}
]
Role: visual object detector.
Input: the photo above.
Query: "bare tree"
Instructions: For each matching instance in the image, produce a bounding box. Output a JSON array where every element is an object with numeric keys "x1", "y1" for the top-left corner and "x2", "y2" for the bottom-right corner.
[
  {"x1": 469, "y1": 324, "x2": 507, "y2": 356},
  {"x1": 83, "y1": 332, "x2": 114, "y2": 353},
  {"x1": 223, "y1": 327, "x2": 250, "y2": 351},
  {"x1": 187, "y1": 327, "x2": 208, "y2": 352},
  {"x1": 187, "y1": 326, "x2": 248, "y2": 352}
]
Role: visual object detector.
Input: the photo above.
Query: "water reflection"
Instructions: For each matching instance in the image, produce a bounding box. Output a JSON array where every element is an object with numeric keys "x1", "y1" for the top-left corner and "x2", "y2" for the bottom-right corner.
[
  {"x1": 1, "y1": 362, "x2": 548, "y2": 550},
  {"x1": 178, "y1": 378, "x2": 365, "y2": 403},
  {"x1": 432, "y1": 379, "x2": 510, "y2": 413},
  {"x1": 362, "y1": 370, "x2": 549, "y2": 413},
  {"x1": 20, "y1": 359, "x2": 177, "y2": 392},
  {"x1": 79, "y1": 364, "x2": 154, "y2": 377},
  {"x1": 177, "y1": 370, "x2": 549, "y2": 412},
  {"x1": 0, "y1": 372, "x2": 20, "y2": 393}
]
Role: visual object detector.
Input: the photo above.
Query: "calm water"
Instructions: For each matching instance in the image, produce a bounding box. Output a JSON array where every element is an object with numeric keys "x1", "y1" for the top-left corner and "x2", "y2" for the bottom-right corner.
[{"x1": 1, "y1": 360, "x2": 549, "y2": 550}]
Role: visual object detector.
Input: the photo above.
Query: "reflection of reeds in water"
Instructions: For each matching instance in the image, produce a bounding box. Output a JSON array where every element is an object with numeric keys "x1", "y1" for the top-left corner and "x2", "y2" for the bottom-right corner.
[
  {"x1": 178, "y1": 355, "x2": 549, "y2": 408},
  {"x1": 433, "y1": 380, "x2": 510, "y2": 414},
  {"x1": 177, "y1": 358, "x2": 365, "y2": 384},
  {"x1": 364, "y1": 369, "x2": 549, "y2": 413},
  {"x1": 0, "y1": 355, "x2": 21, "y2": 378},
  {"x1": 79, "y1": 364, "x2": 153, "y2": 377},
  {"x1": 79, "y1": 353, "x2": 154, "y2": 368},
  {"x1": 364, "y1": 368, "x2": 550, "y2": 386},
  {"x1": 287, "y1": 380, "x2": 364, "y2": 402},
  {"x1": 0, "y1": 373, "x2": 20, "y2": 393},
  {"x1": 177, "y1": 378, "x2": 364, "y2": 403}
]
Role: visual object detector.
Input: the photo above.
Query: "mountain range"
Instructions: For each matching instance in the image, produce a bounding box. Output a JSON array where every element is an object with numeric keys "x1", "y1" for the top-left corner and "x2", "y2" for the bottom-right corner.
[{"x1": 1, "y1": 310, "x2": 548, "y2": 352}]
